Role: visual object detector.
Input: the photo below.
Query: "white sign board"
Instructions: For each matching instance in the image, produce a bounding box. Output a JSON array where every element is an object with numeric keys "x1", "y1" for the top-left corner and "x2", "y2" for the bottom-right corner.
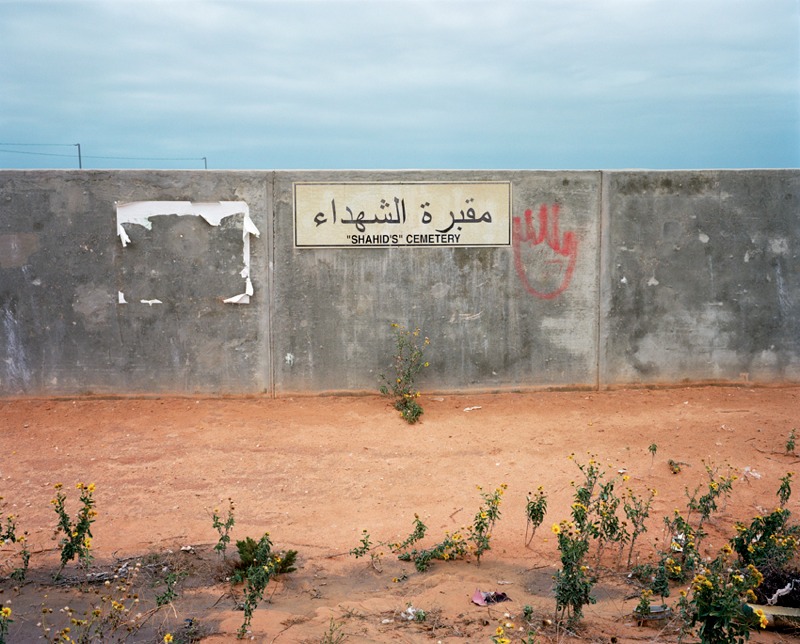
[{"x1": 294, "y1": 181, "x2": 511, "y2": 248}]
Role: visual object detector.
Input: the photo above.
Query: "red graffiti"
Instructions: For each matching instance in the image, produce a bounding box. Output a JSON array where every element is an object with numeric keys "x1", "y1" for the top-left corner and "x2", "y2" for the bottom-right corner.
[{"x1": 512, "y1": 204, "x2": 578, "y2": 299}]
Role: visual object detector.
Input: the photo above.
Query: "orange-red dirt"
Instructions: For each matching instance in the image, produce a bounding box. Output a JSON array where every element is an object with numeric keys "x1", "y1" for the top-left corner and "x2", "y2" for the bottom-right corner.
[{"x1": 1, "y1": 386, "x2": 799, "y2": 642}]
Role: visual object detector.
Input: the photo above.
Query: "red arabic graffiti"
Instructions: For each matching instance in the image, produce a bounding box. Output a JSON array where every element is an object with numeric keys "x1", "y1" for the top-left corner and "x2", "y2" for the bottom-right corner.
[{"x1": 512, "y1": 204, "x2": 578, "y2": 299}]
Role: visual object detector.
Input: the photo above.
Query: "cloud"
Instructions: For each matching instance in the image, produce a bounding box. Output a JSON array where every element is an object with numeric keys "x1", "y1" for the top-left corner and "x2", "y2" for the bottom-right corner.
[{"x1": 1, "y1": 0, "x2": 797, "y2": 169}]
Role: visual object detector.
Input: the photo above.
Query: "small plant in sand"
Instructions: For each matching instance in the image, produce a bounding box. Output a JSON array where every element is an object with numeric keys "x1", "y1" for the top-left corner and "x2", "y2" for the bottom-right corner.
[
  {"x1": 661, "y1": 509, "x2": 702, "y2": 583},
  {"x1": 232, "y1": 533, "x2": 297, "y2": 639},
  {"x1": 398, "y1": 483, "x2": 507, "y2": 571},
  {"x1": 732, "y1": 478, "x2": 799, "y2": 573},
  {"x1": 552, "y1": 519, "x2": 596, "y2": 628},
  {"x1": 353, "y1": 484, "x2": 507, "y2": 573},
  {"x1": 0, "y1": 605, "x2": 11, "y2": 644},
  {"x1": 350, "y1": 529, "x2": 387, "y2": 572},
  {"x1": 623, "y1": 487, "x2": 656, "y2": 568},
  {"x1": 525, "y1": 486, "x2": 548, "y2": 546},
  {"x1": 320, "y1": 617, "x2": 346, "y2": 644},
  {"x1": 155, "y1": 571, "x2": 187, "y2": 607},
  {"x1": 211, "y1": 498, "x2": 236, "y2": 559},
  {"x1": 491, "y1": 617, "x2": 516, "y2": 644},
  {"x1": 633, "y1": 588, "x2": 655, "y2": 621},
  {"x1": 567, "y1": 454, "x2": 632, "y2": 567},
  {"x1": 777, "y1": 471, "x2": 793, "y2": 508},
  {"x1": 681, "y1": 545, "x2": 766, "y2": 644},
  {"x1": 379, "y1": 323, "x2": 430, "y2": 424},
  {"x1": 786, "y1": 428, "x2": 796, "y2": 455},
  {"x1": 1, "y1": 501, "x2": 30, "y2": 583},
  {"x1": 51, "y1": 482, "x2": 97, "y2": 577},
  {"x1": 685, "y1": 462, "x2": 736, "y2": 530}
]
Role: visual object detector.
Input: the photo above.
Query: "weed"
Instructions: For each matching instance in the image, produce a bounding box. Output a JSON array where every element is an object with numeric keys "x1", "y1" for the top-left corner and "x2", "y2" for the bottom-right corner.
[
  {"x1": 661, "y1": 510, "x2": 702, "y2": 581},
  {"x1": 379, "y1": 323, "x2": 430, "y2": 424},
  {"x1": 491, "y1": 618, "x2": 515, "y2": 644},
  {"x1": 731, "y1": 506, "x2": 799, "y2": 572},
  {"x1": 634, "y1": 589, "x2": 654, "y2": 620},
  {"x1": 623, "y1": 487, "x2": 656, "y2": 568},
  {"x1": 685, "y1": 462, "x2": 736, "y2": 529},
  {"x1": 395, "y1": 484, "x2": 507, "y2": 571},
  {"x1": 320, "y1": 617, "x2": 346, "y2": 644},
  {"x1": 552, "y1": 519, "x2": 596, "y2": 627},
  {"x1": 0, "y1": 605, "x2": 11, "y2": 644},
  {"x1": 682, "y1": 545, "x2": 765, "y2": 644},
  {"x1": 155, "y1": 571, "x2": 187, "y2": 607},
  {"x1": 787, "y1": 429, "x2": 796, "y2": 454},
  {"x1": 232, "y1": 533, "x2": 297, "y2": 638},
  {"x1": 470, "y1": 483, "x2": 506, "y2": 563},
  {"x1": 235, "y1": 536, "x2": 297, "y2": 574},
  {"x1": 522, "y1": 604, "x2": 534, "y2": 623},
  {"x1": 525, "y1": 487, "x2": 547, "y2": 546},
  {"x1": 352, "y1": 485, "x2": 507, "y2": 573},
  {"x1": 211, "y1": 498, "x2": 236, "y2": 559},
  {"x1": 567, "y1": 454, "x2": 631, "y2": 568},
  {"x1": 777, "y1": 471, "x2": 793, "y2": 507},
  {"x1": 51, "y1": 482, "x2": 97, "y2": 577},
  {"x1": 1, "y1": 503, "x2": 30, "y2": 582},
  {"x1": 349, "y1": 530, "x2": 385, "y2": 572}
]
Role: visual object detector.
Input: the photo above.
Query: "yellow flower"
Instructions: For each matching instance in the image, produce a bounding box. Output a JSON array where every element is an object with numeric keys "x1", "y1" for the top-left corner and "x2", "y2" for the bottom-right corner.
[
  {"x1": 551, "y1": 523, "x2": 561, "y2": 535},
  {"x1": 87, "y1": 483, "x2": 96, "y2": 493},
  {"x1": 496, "y1": 626, "x2": 504, "y2": 635},
  {"x1": 754, "y1": 608, "x2": 767, "y2": 629},
  {"x1": 1, "y1": 606, "x2": 11, "y2": 618},
  {"x1": 164, "y1": 635, "x2": 174, "y2": 644}
]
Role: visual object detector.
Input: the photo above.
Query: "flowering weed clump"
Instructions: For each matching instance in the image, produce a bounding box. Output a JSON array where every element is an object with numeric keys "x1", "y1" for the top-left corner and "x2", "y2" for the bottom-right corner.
[
  {"x1": 232, "y1": 534, "x2": 298, "y2": 639},
  {"x1": 732, "y1": 508, "x2": 799, "y2": 573},
  {"x1": 1, "y1": 500, "x2": 30, "y2": 583},
  {"x1": 552, "y1": 518, "x2": 596, "y2": 627},
  {"x1": 0, "y1": 605, "x2": 11, "y2": 644},
  {"x1": 525, "y1": 487, "x2": 548, "y2": 546},
  {"x1": 379, "y1": 323, "x2": 430, "y2": 424},
  {"x1": 51, "y1": 482, "x2": 97, "y2": 578},
  {"x1": 211, "y1": 498, "x2": 236, "y2": 559},
  {"x1": 682, "y1": 546, "x2": 766, "y2": 644},
  {"x1": 352, "y1": 484, "x2": 507, "y2": 573}
]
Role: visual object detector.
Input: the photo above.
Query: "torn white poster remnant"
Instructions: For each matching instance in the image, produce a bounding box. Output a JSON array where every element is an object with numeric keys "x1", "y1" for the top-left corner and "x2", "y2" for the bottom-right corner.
[
  {"x1": 118, "y1": 291, "x2": 127, "y2": 304},
  {"x1": 140, "y1": 299, "x2": 162, "y2": 306},
  {"x1": 115, "y1": 201, "x2": 260, "y2": 304}
]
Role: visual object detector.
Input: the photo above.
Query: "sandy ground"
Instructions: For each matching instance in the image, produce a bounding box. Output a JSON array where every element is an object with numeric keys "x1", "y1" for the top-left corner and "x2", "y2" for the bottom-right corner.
[{"x1": 1, "y1": 386, "x2": 799, "y2": 643}]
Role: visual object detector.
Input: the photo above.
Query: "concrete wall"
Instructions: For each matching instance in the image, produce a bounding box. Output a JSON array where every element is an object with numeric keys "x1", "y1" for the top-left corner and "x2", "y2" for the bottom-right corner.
[
  {"x1": 1, "y1": 169, "x2": 797, "y2": 397},
  {"x1": 601, "y1": 170, "x2": 800, "y2": 385}
]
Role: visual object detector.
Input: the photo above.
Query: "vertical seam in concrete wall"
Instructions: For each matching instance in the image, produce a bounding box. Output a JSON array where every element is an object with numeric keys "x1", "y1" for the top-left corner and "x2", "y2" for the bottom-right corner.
[
  {"x1": 267, "y1": 172, "x2": 277, "y2": 398},
  {"x1": 594, "y1": 171, "x2": 605, "y2": 391},
  {"x1": 596, "y1": 171, "x2": 610, "y2": 390}
]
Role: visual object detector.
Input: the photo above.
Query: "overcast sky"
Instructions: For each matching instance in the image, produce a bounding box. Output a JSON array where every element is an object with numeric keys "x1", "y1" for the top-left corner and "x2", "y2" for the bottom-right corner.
[{"x1": 1, "y1": 0, "x2": 798, "y2": 170}]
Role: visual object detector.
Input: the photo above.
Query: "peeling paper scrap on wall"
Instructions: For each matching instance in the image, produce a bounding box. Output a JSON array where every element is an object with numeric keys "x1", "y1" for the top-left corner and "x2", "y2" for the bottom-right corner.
[{"x1": 115, "y1": 201, "x2": 260, "y2": 305}]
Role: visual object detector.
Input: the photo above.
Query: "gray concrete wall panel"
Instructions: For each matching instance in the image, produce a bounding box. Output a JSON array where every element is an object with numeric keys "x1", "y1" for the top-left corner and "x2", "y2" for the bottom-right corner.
[
  {"x1": 0, "y1": 171, "x2": 270, "y2": 396},
  {"x1": 271, "y1": 171, "x2": 601, "y2": 394},
  {"x1": 601, "y1": 170, "x2": 800, "y2": 385}
]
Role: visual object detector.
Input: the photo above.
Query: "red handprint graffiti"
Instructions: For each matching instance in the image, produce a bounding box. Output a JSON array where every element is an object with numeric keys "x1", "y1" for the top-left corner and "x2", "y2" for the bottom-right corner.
[{"x1": 512, "y1": 204, "x2": 578, "y2": 300}]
